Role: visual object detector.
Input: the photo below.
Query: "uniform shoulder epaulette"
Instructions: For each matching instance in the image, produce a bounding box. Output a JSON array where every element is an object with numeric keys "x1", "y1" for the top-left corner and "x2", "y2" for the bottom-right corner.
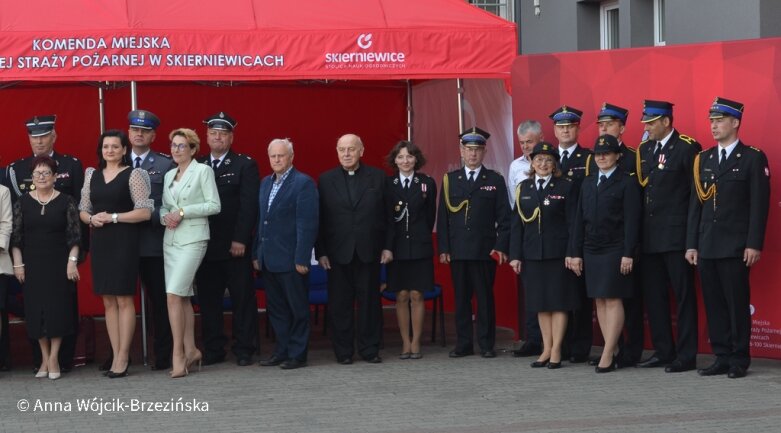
[
  {"x1": 624, "y1": 145, "x2": 637, "y2": 153},
  {"x1": 678, "y1": 134, "x2": 696, "y2": 144},
  {"x1": 748, "y1": 146, "x2": 764, "y2": 153},
  {"x1": 416, "y1": 172, "x2": 432, "y2": 179},
  {"x1": 639, "y1": 139, "x2": 651, "y2": 145}
]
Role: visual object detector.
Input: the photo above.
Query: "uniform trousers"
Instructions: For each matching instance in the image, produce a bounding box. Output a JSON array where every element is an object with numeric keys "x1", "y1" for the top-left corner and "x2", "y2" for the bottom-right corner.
[
  {"x1": 139, "y1": 256, "x2": 172, "y2": 365},
  {"x1": 642, "y1": 251, "x2": 698, "y2": 363},
  {"x1": 264, "y1": 269, "x2": 310, "y2": 362},
  {"x1": 698, "y1": 258, "x2": 751, "y2": 369},
  {"x1": 567, "y1": 277, "x2": 593, "y2": 358},
  {"x1": 196, "y1": 257, "x2": 258, "y2": 360},
  {"x1": 450, "y1": 260, "x2": 496, "y2": 353},
  {"x1": 516, "y1": 276, "x2": 541, "y2": 345},
  {"x1": 327, "y1": 254, "x2": 381, "y2": 360}
]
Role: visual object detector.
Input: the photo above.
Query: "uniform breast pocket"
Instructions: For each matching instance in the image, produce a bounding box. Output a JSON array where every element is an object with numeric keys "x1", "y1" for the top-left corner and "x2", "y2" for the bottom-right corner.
[{"x1": 726, "y1": 169, "x2": 748, "y2": 182}]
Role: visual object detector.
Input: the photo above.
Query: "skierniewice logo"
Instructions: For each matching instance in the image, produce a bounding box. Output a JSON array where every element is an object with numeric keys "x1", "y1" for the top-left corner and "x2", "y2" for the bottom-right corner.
[
  {"x1": 325, "y1": 34, "x2": 406, "y2": 69},
  {"x1": 357, "y1": 34, "x2": 373, "y2": 49}
]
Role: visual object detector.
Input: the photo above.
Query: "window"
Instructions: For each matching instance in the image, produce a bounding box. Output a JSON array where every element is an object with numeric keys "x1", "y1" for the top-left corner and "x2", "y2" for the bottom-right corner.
[
  {"x1": 654, "y1": 0, "x2": 666, "y2": 46},
  {"x1": 469, "y1": 0, "x2": 514, "y2": 22},
  {"x1": 600, "y1": 1, "x2": 619, "y2": 50}
]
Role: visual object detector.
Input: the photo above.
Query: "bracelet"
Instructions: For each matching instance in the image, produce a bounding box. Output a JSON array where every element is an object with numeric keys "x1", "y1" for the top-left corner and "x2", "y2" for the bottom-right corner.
[
  {"x1": 88, "y1": 215, "x2": 93, "y2": 225},
  {"x1": 13, "y1": 264, "x2": 24, "y2": 268}
]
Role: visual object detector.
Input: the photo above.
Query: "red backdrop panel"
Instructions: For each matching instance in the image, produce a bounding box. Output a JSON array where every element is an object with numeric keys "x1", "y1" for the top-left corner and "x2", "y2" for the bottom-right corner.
[
  {"x1": 0, "y1": 80, "x2": 407, "y2": 316},
  {"x1": 511, "y1": 38, "x2": 781, "y2": 359}
]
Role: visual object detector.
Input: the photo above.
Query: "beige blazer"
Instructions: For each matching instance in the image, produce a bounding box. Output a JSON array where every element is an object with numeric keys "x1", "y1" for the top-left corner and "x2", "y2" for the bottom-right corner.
[
  {"x1": 160, "y1": 161, "x2": 221, "y2": 246},
  {"x1": 0, "y1": 185, "x2": 11, "y2": 275}
]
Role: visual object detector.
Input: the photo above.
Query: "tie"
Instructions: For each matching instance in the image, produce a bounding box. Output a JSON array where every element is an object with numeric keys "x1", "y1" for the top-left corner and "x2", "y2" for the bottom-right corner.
[
  {"x1": 468, "y1": 170, "x2": 476, "y2": 183},
  {"x1": 560, "y1": 150, "x2": 569, "y2": 165},
  {"x1": 598, "y1": 174, "x2": 608, "y2": 188},
  {"x1": 211, "y1": 159, "x2": 220, "y2": 170},
  {"x1": 404, "y1": 178, "x2": 410, "y2": 189},
  {"x1": 719, "y1": 148, "x2": 727, "y2": 169},
  {"x1": 537, "y1": 178, "x2": 545, "y2": 191},
  {"x1": 134, "y1": 156, "x2": 142, "y2": 168},
  {"x1": 653, "y1": 141, "x2": 662, "y2": 161}
]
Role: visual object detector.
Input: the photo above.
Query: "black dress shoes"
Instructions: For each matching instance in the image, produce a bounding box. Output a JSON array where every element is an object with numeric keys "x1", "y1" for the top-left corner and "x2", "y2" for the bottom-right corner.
[
  {"x1": 530, "y1": 359, "x2": 549, "y2": 368},
  {"x1": 202, "y1": 354, "x2": 226, "y2": 366},
  {"x1": 727, "y1": 366, "x2": 747, "y2": 379},
  {"x1": 259, "y1": 355, "x2": 285, "y2": 367},
  {"x1": 364, "y1": 355, "x2": 382, "y2": 364},
  {"x1": 448, "y1": 349, "x2": 474, "y2": 358},
  {"x1": 337, "y1": 357, "x2": 353, "y2": 365},
  {"x1": 236, "y1": 357, "x2": 253, "y2": 367},
  {"x1": 595, "y1": 359, "x2": 616, "y2": 373},
  {"x1": 636, "y1": 356, "x2": 668, "y2": 368},
  {"x1": 569, "y1": 354, "x2": 589, "y2": 363},
  {"x1": 665, "y1": 360, "x2": 696, "y2": 373},
  {"x1": 697, "y1": 362, "x2": 730, "y2": 376},
  {"x1": 280, "y1": 359, "x2": 307, "y2": 370},
  {"x1": 511, "y1": 342, "x2": 542, "y2": 357},
  {"x1": 547, "y1": 361, "x2": 562, "y2": 369},
  {"x1": 480, "y1": 350, "x2": 497, "y2": 358}
]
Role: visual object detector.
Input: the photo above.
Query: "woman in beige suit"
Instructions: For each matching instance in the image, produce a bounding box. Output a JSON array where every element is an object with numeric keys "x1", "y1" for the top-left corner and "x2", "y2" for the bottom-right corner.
[{"x1": 161, "y1": 128, "x2": 221, "y2": 378}]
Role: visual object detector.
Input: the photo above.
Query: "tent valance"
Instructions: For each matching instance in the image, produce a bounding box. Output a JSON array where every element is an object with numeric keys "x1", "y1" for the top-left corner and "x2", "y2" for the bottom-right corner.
[{"x1": 0, "y1": 0, "x2": 517, "y2": 81}]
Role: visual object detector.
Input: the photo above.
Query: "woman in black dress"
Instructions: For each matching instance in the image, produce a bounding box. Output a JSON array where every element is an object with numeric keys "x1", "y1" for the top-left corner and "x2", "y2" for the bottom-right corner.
[
  {"x1": 509, "y1": 142, "x2": 579, "y2": 369},
  {"x1": 11, "y1": 156, "x2": 81, "y2": 380},
  {"x1": 79, "y1": 130, "x2": 153, "y2": 378},
  {"x1": 384, "y1": 141, "x2": 437, "y2": 359},
  {"x1": 567, "y1": 135, "x2": 642, "y2": 373}
]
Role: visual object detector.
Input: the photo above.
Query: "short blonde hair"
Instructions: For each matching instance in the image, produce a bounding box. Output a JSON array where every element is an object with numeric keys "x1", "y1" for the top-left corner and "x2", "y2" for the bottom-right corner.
[{"x1": 169, "y1": 128, "x2": 200, "y2": 154}]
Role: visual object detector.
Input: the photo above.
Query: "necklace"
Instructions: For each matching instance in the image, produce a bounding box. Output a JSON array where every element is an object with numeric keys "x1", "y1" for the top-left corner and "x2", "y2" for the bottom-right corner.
[{"x1": 32, "y1": 189, "x2": 54, "y2": 215}]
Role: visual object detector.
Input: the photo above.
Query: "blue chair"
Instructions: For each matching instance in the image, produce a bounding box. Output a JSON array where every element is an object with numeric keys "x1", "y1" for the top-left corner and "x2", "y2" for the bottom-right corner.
[
  {"x1": 308, "y1": 264, "x2": 329, "y2": 336},
  {"x1": 381, "y1": 284, "x2": 446, "y2": 347}
]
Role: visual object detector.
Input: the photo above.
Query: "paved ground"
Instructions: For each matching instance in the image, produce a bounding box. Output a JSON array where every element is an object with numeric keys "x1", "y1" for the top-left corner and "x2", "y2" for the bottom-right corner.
[{"x1": 2, "y1": 310, "x2": 781, "y2": 433}]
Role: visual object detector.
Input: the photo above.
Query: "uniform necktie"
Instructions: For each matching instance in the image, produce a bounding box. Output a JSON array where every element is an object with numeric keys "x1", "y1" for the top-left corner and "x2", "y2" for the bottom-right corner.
[
  {"x1": 598, "y1": 174, "x2": 607, "y2": 188},
  {"x1": 560, "y1": 150, "x2": 569, "y2": 165},
  {"x1": 468, "y1": 170, "x2": 476, "y2": 183},
  {"x1": 404, "y1": 178, "x2": 410, "y2": 189},
  {"x1": 134, "y1": 156, "x2": 142, "y2": 168},
  {"x1": 212, "y1": 159, "x2": 219, "y2": 170},
  {"x1": 537, "y1": 178, "x2": 545, "y2": 191},
  {"x1": 720, "y1": 148, "x2": 727, "y2": 169},
  {"x1": 653, "y1": 141, "x2": 662, "y2": 161}
]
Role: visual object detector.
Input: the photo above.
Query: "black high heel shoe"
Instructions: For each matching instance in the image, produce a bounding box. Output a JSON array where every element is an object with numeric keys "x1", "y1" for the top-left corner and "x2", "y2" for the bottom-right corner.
[
  {"x1": 530, "y1": 359, "x2": 550, "y2": 368},
  {"x1": 595, "y1": 357, "x2": 617, "y2": 373},
  {"x1": 107, "y1": 359, "x2": 131, "y2": 378}
]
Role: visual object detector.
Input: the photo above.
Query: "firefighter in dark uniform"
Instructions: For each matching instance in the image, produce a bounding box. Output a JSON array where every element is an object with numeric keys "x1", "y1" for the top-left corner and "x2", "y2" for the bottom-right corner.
[
  {"x1": 4, "y1": 115, "x2": 85, "y2": 373},
  {"x1": 437, "y1": 127, "x2": 510, "y2": 359},
  {"x1": 686, "y1": 97, "x2": 770, "y2": 379},
  {"x1": 195, "y1": 112, "x2": 260, "y2": 367},
  {"x1": 633, "y1": 100, "x2": 702, "y2": 372},
  {"x1": 550, "y1": 105, "x2": 593, "y2": 363},
  {"x1": 583, "y1": 103, "x2": 644, "y2": 368}
]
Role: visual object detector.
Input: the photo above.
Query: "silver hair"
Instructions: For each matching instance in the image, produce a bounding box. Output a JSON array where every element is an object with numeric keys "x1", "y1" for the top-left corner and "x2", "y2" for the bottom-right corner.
[
  {"x1": 516, "y1": 120, "x2": 542, "y2": 136},
  {"x1": 268, "y1": 138, "x2": 294, "y2": 154}
]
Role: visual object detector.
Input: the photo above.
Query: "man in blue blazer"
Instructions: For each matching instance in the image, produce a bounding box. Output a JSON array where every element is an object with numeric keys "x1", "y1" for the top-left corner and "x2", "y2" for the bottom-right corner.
[{"x1": 253, "y1": 139, "x2": 318, "y2": 369}]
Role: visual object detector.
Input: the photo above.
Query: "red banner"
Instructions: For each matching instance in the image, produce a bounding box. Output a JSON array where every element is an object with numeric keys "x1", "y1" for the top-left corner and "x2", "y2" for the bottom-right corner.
[
  {"x1": 0, "y1": 0, "x2": 517, "y2": 81},
  {"x1": 511, "y1": 37, "x2": 781, "y2": 359}
]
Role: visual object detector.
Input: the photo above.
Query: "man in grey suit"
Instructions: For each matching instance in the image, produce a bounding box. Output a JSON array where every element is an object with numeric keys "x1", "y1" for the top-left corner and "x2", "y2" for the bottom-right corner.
[
  {"x1": 128, "y1": 109, "x2": 175, "y2": 370},
  {"x1": 253, "y1": 139, "x2": 318, "y2": 370}
]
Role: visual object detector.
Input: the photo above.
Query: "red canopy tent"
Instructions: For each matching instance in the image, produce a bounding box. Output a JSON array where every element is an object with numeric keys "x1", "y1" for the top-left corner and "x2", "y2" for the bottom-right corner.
[{"x1": 0, "y1": 0, "x2": 520, "y2": 361}]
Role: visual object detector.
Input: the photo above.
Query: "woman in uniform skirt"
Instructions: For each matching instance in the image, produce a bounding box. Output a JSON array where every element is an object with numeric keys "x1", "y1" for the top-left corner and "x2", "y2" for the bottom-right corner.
[
  {"x1": 509, "y1": 142, "x2": 579, "y2": 369},
  {"x1": 567, "y1": 135, "x2": 642, "y2": 373},
  {"x1": 384, "y1": 141, "x2": 437, "y2": 359}
]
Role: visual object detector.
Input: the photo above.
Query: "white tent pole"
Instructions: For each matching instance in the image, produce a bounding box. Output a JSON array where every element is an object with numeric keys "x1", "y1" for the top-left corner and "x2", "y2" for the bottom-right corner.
[
  {"x1": 130, "y1": 81, "x2": 138, "y2": 110},
  {"x1": 98, "y1": 85, "x2": 106, "y2": 134},
  {"x1": 406, "y1": 80, "x2": 413, "y2": 141},
  {"x1": 456, "y1": 78, "x2": 465, "y2": 133}
]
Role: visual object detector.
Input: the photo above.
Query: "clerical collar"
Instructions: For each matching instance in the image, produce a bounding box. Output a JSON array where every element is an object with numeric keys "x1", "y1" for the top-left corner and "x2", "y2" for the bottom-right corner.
[{"x1": 343, "y1": 164, "x2": 361, "y2": 176}]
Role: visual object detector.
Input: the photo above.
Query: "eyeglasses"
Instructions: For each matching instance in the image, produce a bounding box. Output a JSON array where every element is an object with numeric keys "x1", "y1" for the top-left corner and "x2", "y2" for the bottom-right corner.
[
  {"x1": 32, "y1": 170, "x2": 53, "y2": 178},
  {"x1": 170, "y1": 143, "x2": 192, "y2": 151},
  {"x1": 533, "y1": 159, "x2": 555, "y2": 165}
]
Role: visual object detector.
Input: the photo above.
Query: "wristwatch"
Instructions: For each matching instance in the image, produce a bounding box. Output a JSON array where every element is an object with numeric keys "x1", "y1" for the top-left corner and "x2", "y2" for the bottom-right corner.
[
  {"x1": 68, "y1": 256, "x2": 78, "y2": 262},
  {"x1": 111, "y1": 213, "x2": 118, "y2": 224},
  {"x1": 179, "y1": 208, "x2": 184, "y2": 218}
]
